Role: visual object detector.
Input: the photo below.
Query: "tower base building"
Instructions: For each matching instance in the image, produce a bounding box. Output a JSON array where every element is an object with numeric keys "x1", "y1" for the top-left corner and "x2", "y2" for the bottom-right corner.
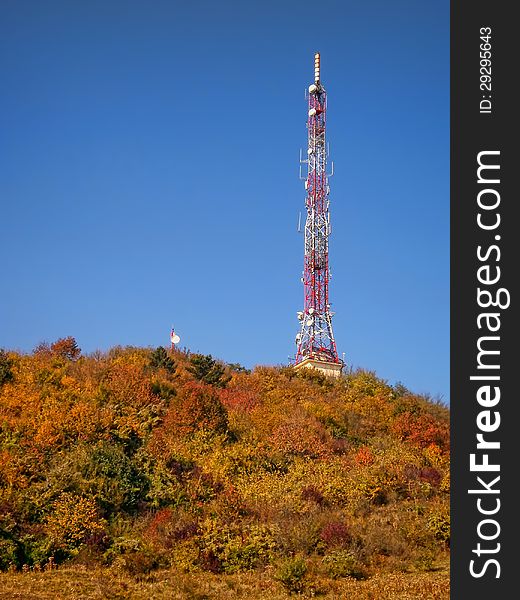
[{"x1": 294, "y1": 357, "x2": 343, "y2": 379}]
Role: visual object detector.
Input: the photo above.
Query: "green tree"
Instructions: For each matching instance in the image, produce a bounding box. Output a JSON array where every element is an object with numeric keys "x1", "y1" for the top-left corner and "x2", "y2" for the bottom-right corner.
[
  {"x1": 187, "y1": 354, "x2": 230, "y2": 388},
  {"x1": 150, "y1": 347, "x2": 176, "y2": 374},
  {"x1": 0, "y1": 350, "x2": 13, "y2": 386},
  {"x1": 47, "y1": 442, "x2": 149, "y2": 515},
  {"x1": 227, "y1": 362, "x2": 250, "y2": 374}
]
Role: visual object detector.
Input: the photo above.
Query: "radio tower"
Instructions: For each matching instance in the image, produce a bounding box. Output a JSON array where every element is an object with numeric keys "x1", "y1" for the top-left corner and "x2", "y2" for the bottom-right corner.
[{"x1": 294, "y1": 53, "x2": 342, "y2": 377}]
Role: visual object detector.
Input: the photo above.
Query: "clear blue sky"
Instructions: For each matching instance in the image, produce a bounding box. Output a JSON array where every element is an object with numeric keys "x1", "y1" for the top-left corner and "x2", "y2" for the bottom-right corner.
[{"x1": 0, "y1": 1, "x2": 449, "y2": 402}]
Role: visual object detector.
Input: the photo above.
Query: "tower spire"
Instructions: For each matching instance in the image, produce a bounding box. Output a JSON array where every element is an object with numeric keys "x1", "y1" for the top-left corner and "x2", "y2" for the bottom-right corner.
[{"x1": 294, "y1": 53, "x2": 342, "y2": 377}]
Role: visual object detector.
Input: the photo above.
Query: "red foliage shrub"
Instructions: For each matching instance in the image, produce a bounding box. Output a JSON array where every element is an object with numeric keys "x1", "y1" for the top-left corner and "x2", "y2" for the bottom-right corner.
[
  {"x1": 144, "y1": 508, "x2": 174, "y2": 548},
  {"x1": 189, "y1": 466, "x2": 225, "y2": 501},
  {"x1": 354, "y1": 446, "x2": 374, "y2": 466},
  {"x1": 419, "y1": 467, "x2": 442, "y2": 487},
  {"x1": 331, "y1": 438, "x2": 349, "y2": 455},
  {"x1": 165, "y1": 458, "x2": 193, "y2": 478},
  {"x1": 200, "y1": 549, "x2": 222, "y2": 573},
  {"x1": 270, "y1": 414, "x2": 331, "y2": 458},
  {"x1": 392, "y1": 412, "x2": 450, "y2": 451},
  {"x1": 301, "y1": 485, "x2": 325, "y2": 506},
  {"x1": 402, "y1": 463, "x2": 421, "y2": 481},
  {"x1": 144, "y1": 508, "x2": 199, "y2": 549},
  {"x1": 218, "y1": 388, "x2": 258, "y2": 412},
  {"x1": 320, "y1": 521, "x2": 351, "y2": 547},
  {"x1": 148, "y1": 508, "x2": 174, "y2": 535},
  {"x1": 173, "y1": 521, "x2": 199, "y2": 541},
  {"x1": 217, "y1": 484, "x2": 249, "y2": 518}
]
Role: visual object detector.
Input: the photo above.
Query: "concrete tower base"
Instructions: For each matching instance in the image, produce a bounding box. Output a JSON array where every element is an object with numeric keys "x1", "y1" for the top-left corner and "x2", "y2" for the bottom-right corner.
[{"x1": 294, "y1": 358, "x2": 343, "y2": 379}]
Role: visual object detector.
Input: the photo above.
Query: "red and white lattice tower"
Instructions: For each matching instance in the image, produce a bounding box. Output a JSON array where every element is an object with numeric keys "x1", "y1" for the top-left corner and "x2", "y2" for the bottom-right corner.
[{"x1": 294, "y1": 53, "x2": 342, "y2": 376}]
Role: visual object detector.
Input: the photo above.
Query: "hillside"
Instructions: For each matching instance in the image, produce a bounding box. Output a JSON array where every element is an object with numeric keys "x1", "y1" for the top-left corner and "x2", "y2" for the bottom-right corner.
[{"x1": 0, "y1": 340, "x2": 450, "y2": 598}]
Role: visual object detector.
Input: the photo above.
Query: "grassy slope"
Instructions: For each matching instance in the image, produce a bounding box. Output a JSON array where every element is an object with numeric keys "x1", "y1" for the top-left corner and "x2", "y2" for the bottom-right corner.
[
  {"x1": 0, "y1": 568, "x2": 450, "y2": 599},
  {"x1": 0, "y1": 343, "x2": 450, "y2": 598}
]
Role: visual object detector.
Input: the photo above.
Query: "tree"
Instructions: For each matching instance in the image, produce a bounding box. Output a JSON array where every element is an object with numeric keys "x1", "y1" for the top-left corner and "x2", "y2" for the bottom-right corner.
[
  {"x1": 163, "y1": 382, "x2": 229, "y2": 437},
  {"x1": 45, "y1": 492, "x2": 106, "y2": 555},
  {"x1": 150, "y1": 347, "x2": 176, "y2": 374},
  {"x1": 50, "y1": 337, "x2": 81, "y2": 360},
  {"x1": 227, "y1": 362, "x2": 250, "y2": 374},
  {"x1": 187, "y1": 354, "x2": 230, "y2": 388},
  {"x1": 0, "y1": 350, "x2": 13, "y2": 386}
]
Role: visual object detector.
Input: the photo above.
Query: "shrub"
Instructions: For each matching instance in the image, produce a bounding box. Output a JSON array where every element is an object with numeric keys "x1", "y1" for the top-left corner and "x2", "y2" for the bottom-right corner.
[
  {"x1": 17, "y1": 535, "x2": 54, "y2": 568},
  {"x1": 0, "y1": 538, "x2": 18, "y2": 571},
  {"x1": 275, "y1": 556, "x2": 308, "y2": 594},
  {"x1": 198, "y1": 519, "x2": 276, "y2": 574},
  {"x1": 150, "y1": 380, "x2": 176, "y2": 401},
  {"x1": 345, "y1": 369, "x2": 391, "y2": 398},
  {"x1": 184, "y1": 467, "x2": 224, "y2": 505},
  {"x1": 355, "y1": 446, "x2": 375, "y2": 466},
  {"x1": 427, "y1": 510, "x2": 450, "y2": 545},
  {"x1": 102, "y1": 357, "x2": 155, "y2": 411},
  {"x1": 301, "y1": 485, "x2": 325, "y2": 506},
  {"x1": 142, "y1": 458, "x2": 189, "y2": 509},
  {"x1": 270, "y1": 414, "x2": 331, "y2": 458},
  {"x1": 89, "y1": 443, "x2": 148, "y2": 512},
  {"x1": 319, "y1": 521, "x2": 351, "y2": 548},
  {"x1": 143, "y1": 508, "x2": 199, "y2": 549},
  {"x1": 220, "y1": 526, "x2": 276, "y2": 574},
  {"x1": 322, "y1": 550, "x2": 367, "y2": 580},
  {"x1": 106, "y1": 537, "x2": 164, "y2": 577},
  {"x1": 113, "y1": 547, "x2": 161, "y2": 578},
  {"x1": 419, "y1": 467, "x2": 442, "y2": 487},
  {"x1": 0, "y1": 344, "x2": 450, "y2": 583},
  {"x1": 45, "y1": 493, "x2": 105, "y2": 557}
]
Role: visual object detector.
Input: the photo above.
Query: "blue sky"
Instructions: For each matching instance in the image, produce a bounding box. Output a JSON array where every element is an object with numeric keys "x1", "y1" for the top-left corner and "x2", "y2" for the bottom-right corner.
[{"x1": 0, "y1": 1, "x2": 449, "y2": 402}]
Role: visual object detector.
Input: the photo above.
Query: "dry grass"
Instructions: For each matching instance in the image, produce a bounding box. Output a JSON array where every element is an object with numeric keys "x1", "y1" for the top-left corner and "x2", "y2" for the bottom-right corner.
[{"x1": 0, "y1": 567, "x2": 449, "y2": 599}]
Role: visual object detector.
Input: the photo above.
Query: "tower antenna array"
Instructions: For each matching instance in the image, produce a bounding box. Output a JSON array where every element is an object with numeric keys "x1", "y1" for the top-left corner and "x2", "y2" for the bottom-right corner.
[{"x1": 294, "y1": 53, "x2": 342, "y2": 377}]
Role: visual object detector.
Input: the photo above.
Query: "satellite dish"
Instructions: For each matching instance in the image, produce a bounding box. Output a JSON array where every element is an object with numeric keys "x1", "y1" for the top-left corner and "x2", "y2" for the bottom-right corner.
[
  {"x1": 171, "y1": 334, "x2": 180, "y2": 345},
  {"x1": 306, "y1": 318, "x2": 313, "y2": 326}
]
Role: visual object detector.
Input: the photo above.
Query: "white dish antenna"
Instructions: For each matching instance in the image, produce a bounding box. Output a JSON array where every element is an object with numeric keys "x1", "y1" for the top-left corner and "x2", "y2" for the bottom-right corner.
[
  {"x1": 170, "y1": 329, "x2": 181, "y2": 345},
  {"x1": 306, "y1": 318, "x2": 313, "y2": 327}
]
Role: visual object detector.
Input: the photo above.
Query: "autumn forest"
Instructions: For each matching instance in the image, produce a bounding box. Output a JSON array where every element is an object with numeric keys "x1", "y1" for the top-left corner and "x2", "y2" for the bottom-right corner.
[{"x1": 0, "y1": 339, "x2": 449, "y2": 598}]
